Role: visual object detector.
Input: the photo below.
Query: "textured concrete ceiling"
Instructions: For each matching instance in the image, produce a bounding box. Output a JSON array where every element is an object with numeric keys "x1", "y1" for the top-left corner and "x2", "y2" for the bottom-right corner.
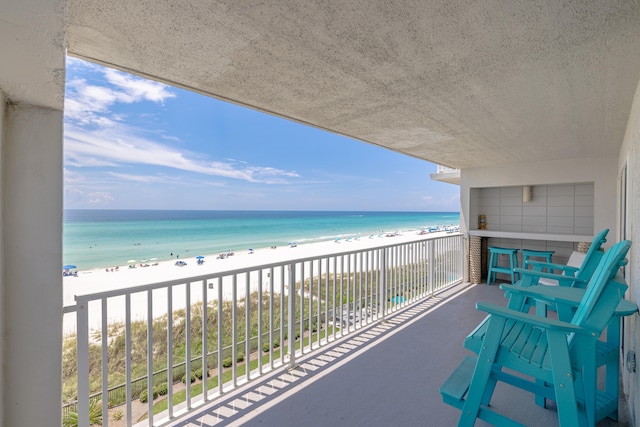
[
  {"x1": 1, "y1": 0, "x2": 66, "y2": 109},
  {"x1": 66, "y1": 1, "x2": 640, "y2": 169}
]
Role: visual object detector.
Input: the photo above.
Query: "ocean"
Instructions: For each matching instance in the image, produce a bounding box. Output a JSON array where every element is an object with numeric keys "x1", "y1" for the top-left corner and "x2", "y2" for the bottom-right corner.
[{"x1": 63, "y1": 210, "x2": 460, "y2": 271}]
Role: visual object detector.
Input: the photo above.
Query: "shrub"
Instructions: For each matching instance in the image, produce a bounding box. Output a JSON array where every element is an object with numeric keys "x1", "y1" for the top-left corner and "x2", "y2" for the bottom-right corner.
[
  {"x1": 154, "y1": 382, "x2": 168, "y2": 396},
  {"x1": 113, "y1": 410, "x2": 123, "y2": 421},
  {"x1": 222, "y1": 357, "x2": 233, "y2": 368},
  {"x1": 262, "y1": 343, "x2": 271, "y2": 352},
  {"x1": 139, "y1": 388, "x2": 159, "y2": 403},
  {"x1": 62, "y1": 399, "x2": 103, "y2": 427},
  {"x1": 181, "y1": 372, "x2": 196, "y2": 384},
  {"x1": 236, "y1": 353, "x2": 245, "y2": 362}
]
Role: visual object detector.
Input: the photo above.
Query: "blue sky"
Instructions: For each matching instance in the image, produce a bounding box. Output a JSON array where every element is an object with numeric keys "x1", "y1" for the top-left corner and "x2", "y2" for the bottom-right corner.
[{"x1": 63, "y1": 57, "x2": 459, "y2": 211}]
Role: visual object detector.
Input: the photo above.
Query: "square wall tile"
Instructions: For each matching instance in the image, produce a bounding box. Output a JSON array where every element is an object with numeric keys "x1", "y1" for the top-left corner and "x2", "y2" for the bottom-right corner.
[
  {"x1": 547, "y1": 184, "x2": 575, "y2": 196},
  {"x1": 575, "y1": 183, "x2": 594, "y2": 196}
]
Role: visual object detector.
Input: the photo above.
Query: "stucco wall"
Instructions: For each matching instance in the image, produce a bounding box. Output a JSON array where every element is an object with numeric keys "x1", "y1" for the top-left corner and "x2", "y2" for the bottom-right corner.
[
  {"x1": 3, "y1": 103, "x2": 63, "y2": 427},
  {"x1": 0, "y1": 91, "x2": 5, "y2": 427},
  {"x1": 618, "y1": 78, "x2": 640, "y2": 425}
]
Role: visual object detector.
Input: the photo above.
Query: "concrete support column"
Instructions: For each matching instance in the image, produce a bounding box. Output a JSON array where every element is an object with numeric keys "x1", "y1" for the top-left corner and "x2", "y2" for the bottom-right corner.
[{"x1": 2, "y1": 102, "x2": 63, "y2": 426}]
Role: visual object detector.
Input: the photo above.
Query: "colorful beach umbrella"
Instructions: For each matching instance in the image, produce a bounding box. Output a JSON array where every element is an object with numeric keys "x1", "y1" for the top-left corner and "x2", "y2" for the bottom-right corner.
[
  {"x1": 196, "y1": 255, "x2": 205, "y2": 259},
  {"x1": 63, "y1": 265, "x2": 76, "y2": 270}
]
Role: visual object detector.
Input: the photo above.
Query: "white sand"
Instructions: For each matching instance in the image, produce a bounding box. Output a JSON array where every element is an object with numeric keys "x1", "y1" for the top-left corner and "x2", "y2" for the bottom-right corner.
[{"x1": 63, "y1": 231, "x2": 451, "y2": 334}]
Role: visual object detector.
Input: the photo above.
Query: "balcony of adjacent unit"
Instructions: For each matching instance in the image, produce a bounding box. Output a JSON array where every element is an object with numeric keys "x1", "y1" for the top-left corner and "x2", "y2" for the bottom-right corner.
[{"x1": 429, "y1": 165, "x2": 461, "y2": 185}]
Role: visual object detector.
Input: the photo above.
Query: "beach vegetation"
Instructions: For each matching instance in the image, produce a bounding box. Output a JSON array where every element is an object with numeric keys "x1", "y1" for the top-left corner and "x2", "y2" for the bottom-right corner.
[
  {"x1": 181, "y1": 372, "x2": 196, "y2": 384},
  {"x1": 154, "y1": 382, "x2": 168, "y2": 396},
  {"x1": 62, "y1": 258, "x2": 437, "y2": 419},
  {"x1": 62, "y1": 398, "x2": 102, "y2": 427}
]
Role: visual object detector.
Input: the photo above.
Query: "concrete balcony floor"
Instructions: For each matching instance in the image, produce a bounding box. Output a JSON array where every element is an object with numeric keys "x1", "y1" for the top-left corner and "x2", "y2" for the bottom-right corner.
[{"x1": 166, "y1": 282, "x2": 630, "y2": 427}]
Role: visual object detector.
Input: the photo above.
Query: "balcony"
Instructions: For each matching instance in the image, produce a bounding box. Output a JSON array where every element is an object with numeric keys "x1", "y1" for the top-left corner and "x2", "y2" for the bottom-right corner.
[
  {"x1": 429, "y1": 165, "x2": 461, "y2": 185},
  {"x1": 64, "y1": 233, "x2": 630, "y2": 427}
]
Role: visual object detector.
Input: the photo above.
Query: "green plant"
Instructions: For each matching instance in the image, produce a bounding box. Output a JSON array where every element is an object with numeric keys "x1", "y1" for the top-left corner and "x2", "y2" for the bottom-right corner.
[
  {"x1": 222, "y1": 357, "x2": 233, "y2": 368},
  {"x1": 113, "y1": 410, "x2": 123, "y2": 421},
  {"x1": 62, "y1": 399, "x2": 103, "y2": 427},
  {"x1": 236, "y1": 353, "x2": 245, "y2": 362},
  {"x1": 154, "y1": 382, "x2": 168, "y2": 396},
  {"x1": 140, "y1": 388, "x2": 159, "y2": 403},
  {"x1": 181, "y1": 372, "x2": 196, "y2": 384}
]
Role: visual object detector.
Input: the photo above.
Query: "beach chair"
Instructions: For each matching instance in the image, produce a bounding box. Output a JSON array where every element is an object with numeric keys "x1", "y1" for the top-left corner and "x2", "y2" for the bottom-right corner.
[
  {"x1": 441, "y1": 240, "x2": 631, "y2": 427},
  {"x1": 514, "y1": 228, "x2": 609, "y2": 290},
  {"x1": 465, "y1": 229, "x2": 609, "y2": 355}
]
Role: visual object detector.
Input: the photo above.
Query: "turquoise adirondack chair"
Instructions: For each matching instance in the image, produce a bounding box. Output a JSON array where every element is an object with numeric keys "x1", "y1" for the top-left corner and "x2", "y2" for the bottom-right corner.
[
  {"x1": 465, "y1": 229, "x2": 610, "y2": 354},
  {"x1": 441, "y1": 240, "x2": 631, "y2": 427},
  {"x1": 513, "y1": 228, "x2": 609, "y2": 290}
]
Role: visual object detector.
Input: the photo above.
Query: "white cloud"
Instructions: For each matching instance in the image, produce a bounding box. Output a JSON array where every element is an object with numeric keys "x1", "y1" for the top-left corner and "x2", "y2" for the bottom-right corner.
[
  {"x1": 64, "y1": 124, "x2": 300, "y2": 184},
  {"x1": 87, "y1": 192, "x2": 115, "y2": 205},
  {"x1": 103, "y1": 69, "x2": 174, "y2": 103},
  {"x1": 64, "y1": 59, "x2": 300, "y2": 186},
  {"x1": 107, "y1": 172, "x2": 169, "y2": 183},
  {"x1": 64, "y1": 65, "x2": 175, "y2": 127}
]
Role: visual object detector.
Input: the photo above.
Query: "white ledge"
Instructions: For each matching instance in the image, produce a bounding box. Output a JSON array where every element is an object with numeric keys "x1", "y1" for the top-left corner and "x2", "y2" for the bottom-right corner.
[{"x1": 467, "y1": 230, "x2": 593, "y2": 242}]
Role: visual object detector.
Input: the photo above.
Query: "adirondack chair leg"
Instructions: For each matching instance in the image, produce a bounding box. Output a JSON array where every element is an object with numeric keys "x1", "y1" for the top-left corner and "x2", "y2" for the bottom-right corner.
[
  {"x1": 459, "y1": 316, "x2": 505, "y2": 427},
  {"x1": 547, "y1": 332, "x2": 581, "y2": 426},
  {"x1": 481, "y1": 368, "x2": 499, "y2": 407},
  {"x1": 582, "y1": 351, "x2": 597, "y2": 426},
  {"x1": 533, "y1": 298, "x2": 551, "y2": 409},
  {"x1": 534, "y1": 380, "x2": 548, "y2": 408},
  {"x1": 604, "y1": 317, "x2": 622, "y2": 421}
]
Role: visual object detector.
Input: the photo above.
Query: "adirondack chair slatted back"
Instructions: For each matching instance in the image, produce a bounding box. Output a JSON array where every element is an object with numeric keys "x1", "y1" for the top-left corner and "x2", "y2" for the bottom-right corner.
[
  {"x1": 571, "y1": 228, "x2": 609, "y2": 287},
  {"x1": 566, "y1": 241, "x2": 630, "y2": 367},
  {"x1": 570, "y1": 240, "x2": 630, "y2": 329},
  {"x1": 516, "y1": 229, "x2": 607, "y2": 292}
]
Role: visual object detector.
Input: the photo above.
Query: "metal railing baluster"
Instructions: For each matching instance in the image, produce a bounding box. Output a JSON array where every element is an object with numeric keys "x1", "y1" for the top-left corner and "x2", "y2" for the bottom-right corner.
[
  {"x1": 65, "y1": 234, "x2": 463, "y2": 426},
  {"x1": 101, "y1": 298, "x2": 109, "y2": 427},
  {"x1": 147, "y1": 290, "x2": 153, "y2": 425}
]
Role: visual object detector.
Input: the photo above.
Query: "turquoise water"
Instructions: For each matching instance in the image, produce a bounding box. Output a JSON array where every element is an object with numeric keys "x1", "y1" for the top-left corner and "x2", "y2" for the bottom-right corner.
[{"x1": 63, "y1": 210, "x2": 460, "y2": 270}]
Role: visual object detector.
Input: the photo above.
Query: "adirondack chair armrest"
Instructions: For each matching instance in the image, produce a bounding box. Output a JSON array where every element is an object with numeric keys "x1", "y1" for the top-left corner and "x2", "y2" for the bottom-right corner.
[
  {"x1": 513, "y1": 268, "x2": 587, "y2": 286},
  {"x1": 499, "y1": 283, "x2": 581, "y2": 307},
  {"x1": 527, "y1": 261, "x2": 579, "y2": 275},
  {"x1": 475, "y1": 302, "x2": 598, "y2": 337}
]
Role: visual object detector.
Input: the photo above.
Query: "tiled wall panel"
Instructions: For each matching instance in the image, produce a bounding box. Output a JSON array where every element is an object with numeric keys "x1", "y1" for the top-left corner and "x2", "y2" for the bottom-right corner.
[
  {"x1": 476, "y1": 183, "x2": 594, "y2": 277},
  {"x1": 475, "y1": 183, "x2": 594, "y2": 235}
]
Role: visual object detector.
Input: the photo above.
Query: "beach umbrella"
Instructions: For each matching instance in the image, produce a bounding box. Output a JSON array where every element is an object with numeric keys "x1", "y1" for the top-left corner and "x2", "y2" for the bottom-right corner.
[
  {"x1": 63, "y1": 265, "x2": 76, "y2": 270},
  {"x1": 196, "y1": 255, "x2": 205, "y2": 259},
  {"x1": 127, "y1": 259, "x2": 136, "y2": 264},
  {"x1": 141, "y1": 259, "x2": 148, "y2": 263}
]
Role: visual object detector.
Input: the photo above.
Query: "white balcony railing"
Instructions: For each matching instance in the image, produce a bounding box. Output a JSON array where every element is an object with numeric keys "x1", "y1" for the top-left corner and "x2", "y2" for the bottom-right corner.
[
  {"x1": 64, "y1": 233, "x2": 463, "y2": 427},
  {"x1": 435, "y1": 165, "x2": 458, "y2": 173}
]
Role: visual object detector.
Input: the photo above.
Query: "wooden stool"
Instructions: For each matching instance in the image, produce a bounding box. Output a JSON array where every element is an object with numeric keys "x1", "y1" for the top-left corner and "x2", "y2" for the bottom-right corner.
[
  {"x1": 487, "y1": 246, "x2": 519, "y2": 285},
  {"x1": 521, "y1": 249, "x2": 554, "y2": 272}
]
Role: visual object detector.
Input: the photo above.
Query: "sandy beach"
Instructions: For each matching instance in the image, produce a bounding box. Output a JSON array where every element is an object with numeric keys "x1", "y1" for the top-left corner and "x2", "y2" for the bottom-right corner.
[{"x1": 63, "y1": 231, "x2": 453, "y2": 334}]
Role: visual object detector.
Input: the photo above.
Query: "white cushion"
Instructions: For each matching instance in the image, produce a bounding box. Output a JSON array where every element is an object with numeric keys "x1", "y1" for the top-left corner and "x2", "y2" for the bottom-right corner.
[{"x1": 538, "y1": 251, "x2": 585, "y2": 286}]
